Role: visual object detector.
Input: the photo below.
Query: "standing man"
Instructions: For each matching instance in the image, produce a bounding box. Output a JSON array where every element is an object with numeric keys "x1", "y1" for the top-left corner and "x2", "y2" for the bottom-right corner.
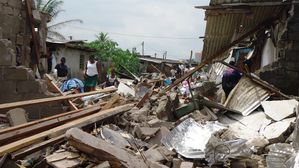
[{"x1": 55, "y1": 57, "x2": 68, "y2": 82}]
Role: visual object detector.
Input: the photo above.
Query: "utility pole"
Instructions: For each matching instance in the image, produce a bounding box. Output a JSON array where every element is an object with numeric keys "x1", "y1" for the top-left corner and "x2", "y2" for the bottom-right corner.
[
  {"x1": 154, "y1": 53, "x2": 157, "y2": 58},
  {"x1": 189, "y1": 50, "x2": 193, "y2": 66},
  {"x1": 141, "y1": 41, "x2": 144, "y2": 56},
  {"x1": 132, "y1": 47, "x2": 136, "y2": 54}
]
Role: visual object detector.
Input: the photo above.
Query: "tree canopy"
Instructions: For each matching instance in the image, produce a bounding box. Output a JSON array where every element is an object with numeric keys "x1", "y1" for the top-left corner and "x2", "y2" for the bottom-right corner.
[{"x1": 87, "y1": 33, "x2": 140, "y2": 75}]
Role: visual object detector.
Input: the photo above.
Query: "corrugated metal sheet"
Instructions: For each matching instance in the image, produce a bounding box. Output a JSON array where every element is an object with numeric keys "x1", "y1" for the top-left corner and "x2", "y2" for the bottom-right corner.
[
  {"x1": 224, "y1": 77, "x2": 270, "y2": 116},
  {"x1": 211, "y1": 0, "x2": 284, "y2": 5},
  {"x1": 202, "y1": 5, "x2": 283, "y2": 61}
]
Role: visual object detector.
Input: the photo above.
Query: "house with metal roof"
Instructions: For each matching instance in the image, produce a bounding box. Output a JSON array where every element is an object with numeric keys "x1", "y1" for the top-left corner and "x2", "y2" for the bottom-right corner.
[{"x1": 197, "y1": 0, "x2": 299, "y2": 95}]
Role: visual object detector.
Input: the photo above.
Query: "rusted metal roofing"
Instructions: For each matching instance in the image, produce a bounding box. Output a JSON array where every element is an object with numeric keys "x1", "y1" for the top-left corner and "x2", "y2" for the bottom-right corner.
[
  {"x1": 210, "y1": 0, "x2": 285, "y2": 5},
  {"x1": 201, "y1": 4, "x2": 283, "y2": 61}
]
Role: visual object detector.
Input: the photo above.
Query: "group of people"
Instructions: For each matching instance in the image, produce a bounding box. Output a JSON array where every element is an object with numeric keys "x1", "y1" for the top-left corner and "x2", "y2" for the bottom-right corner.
[{"x1": 54, "y1": 55, "x2": 119, "y2": 93}]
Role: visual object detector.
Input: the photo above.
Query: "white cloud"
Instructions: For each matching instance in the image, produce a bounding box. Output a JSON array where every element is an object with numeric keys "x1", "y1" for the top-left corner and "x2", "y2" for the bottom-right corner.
[{"x1": 52, "y1": 0, "x2": 209, "y2": 59}]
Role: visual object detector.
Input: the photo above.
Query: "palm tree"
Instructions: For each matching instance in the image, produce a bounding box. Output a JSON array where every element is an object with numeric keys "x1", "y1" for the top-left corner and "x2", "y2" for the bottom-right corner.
[{"x1": 34, "y1": 0, "x2": 82, "y2": 40}]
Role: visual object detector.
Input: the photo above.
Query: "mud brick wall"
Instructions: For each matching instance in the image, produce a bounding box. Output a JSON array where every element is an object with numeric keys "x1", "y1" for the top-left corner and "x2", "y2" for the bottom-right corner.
[{"x1": 259, "y1": 5, "x2": 299, "y2": 96}]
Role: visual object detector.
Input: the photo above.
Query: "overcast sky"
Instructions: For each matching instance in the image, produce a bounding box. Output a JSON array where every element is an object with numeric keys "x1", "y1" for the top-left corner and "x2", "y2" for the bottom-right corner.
[{"x1": 52, "y1": 0, "x2": 210, "y2": 60}]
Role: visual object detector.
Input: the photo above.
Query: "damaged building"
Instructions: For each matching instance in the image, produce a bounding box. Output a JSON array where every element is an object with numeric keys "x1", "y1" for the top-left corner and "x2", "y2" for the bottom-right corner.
[
  {"x1": 197, "y1": 0, "x2": 299, "y2": 96},
  {"x1": 2, "y1": 0, "x2": 299, "y2": 168}
]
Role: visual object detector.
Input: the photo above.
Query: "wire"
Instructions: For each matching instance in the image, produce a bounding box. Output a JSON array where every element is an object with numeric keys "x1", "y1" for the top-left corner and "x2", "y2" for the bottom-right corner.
[{"x1": 67, "y1": 25, "x2": 200, "y2": 40}]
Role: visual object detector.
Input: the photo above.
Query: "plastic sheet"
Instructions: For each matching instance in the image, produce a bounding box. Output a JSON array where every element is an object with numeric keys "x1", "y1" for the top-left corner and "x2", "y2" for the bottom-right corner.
[{"x1": 161, "y1": 118, "x2": 227, "y2": 159}]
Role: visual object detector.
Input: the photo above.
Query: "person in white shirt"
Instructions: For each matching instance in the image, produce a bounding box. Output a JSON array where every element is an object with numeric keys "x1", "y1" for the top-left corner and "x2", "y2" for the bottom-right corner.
[{"x1": 84, "y1": 55, "x2": 101, "y2": 91}]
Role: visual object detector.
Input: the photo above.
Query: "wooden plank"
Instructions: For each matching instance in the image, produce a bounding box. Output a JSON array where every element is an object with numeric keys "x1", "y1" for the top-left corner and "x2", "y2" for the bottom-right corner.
[
  {"x1": 0, "y1": 106, "x2": 102, "y2": 145},
  {"x1": 12, "y1": 135, "x2": 65, "y2": 160},
  {"x1": 25, "y1": 0, "x2": 40, "y2": 69},
  {"x1": 44, "y1": 74, "x2": 78, "y2": 110},
  {"x1": 101, "y1": 94, "x2": 120, "y2": 110},
  {"x1": 0, "y1": 104, "x2": 134, "y2": 156},
  {"x1": 0, "y1": 88, "x2": 117, "y2": 111},
  {"x1": 66, "y1": 128, "x2": 147, "y2": 168},
  {"x1": 164, "y1": 17, "x2": 277, "y2": 92},
  {"x1": 0, "y1": 106, "x2": 97, "y2": 135}
]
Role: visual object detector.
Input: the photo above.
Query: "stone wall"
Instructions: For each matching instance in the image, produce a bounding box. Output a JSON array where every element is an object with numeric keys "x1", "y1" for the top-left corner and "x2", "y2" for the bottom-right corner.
[
  {"x1": 259, "y1": 5, "x2": 299, "y2": 96},
  {"x1": 0, "y1": 0, "x2": 31, "y2": 67}
]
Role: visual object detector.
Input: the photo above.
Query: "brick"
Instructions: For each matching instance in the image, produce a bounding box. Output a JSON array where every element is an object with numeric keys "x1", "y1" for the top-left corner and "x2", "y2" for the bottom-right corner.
[
  {"x1": 3, "y1": 6, "x2": 13, "y2": 15},
  {"x1": 3, "y1": 66, "x2": 33, "y2": 80},
  {"x1": 16, "y1": 80, "x2": 44, "y2": 93},
  {"x1": 0, "y1": 80, "x2": 16, "y2": 93},
  {"x1": 0, "y1": 39, "x2": 14, "y2": 66},
  {"x1": 7, "y1": 0, "x2": 22, "y2": 9}
]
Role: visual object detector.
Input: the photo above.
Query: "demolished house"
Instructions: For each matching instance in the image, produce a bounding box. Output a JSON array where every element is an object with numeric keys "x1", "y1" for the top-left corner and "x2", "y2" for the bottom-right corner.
[{"x1": 2, "y1": 0, "x2": 299, "y2": 168}]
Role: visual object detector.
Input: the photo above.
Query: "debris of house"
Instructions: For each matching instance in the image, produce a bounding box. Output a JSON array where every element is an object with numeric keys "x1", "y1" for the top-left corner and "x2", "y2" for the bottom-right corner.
[{"x1": 2, "y1": 0, "x2": 299, "y2": 168}]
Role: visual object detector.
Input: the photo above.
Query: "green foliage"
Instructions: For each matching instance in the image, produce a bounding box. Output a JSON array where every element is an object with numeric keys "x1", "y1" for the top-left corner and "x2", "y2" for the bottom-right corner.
[
  {"x1": 35, "y1": 0, "x2": 64, "y2": 18},
  {"x1": 86, "y1": 33, "x2": 139, "y2": 74},
  {"x1": 34, "y1": 0, "x2": 83, "y2": 40}
]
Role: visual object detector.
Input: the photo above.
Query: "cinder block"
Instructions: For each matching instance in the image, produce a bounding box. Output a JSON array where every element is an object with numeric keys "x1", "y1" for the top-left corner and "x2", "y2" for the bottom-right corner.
[
  {"x1": 3, "y1": 6, "x2": 13, "y2": 15},
  {"x1": 3, "y1": 66, "x2": 34, "y2": 80},
  {"x1": 7, "y1": 0, "x2": 22, "y2": 9},
  {"x1": 0, "y1": 39, "x2": 14, "y2": 66},
  {"x1": 180, "y1": 162, "x2": 193, "y2": 168},
  {"x1": 6, "y1": 108, "x2": 27, "y2": 126},
  {"x1": 0, "y1": 92, "x2": 22, "y2": 104},
  {"x1": 17, "y1": 80, "x2": 44, "y2": 93},
  {"x1": 0, "y1": 80, "x2": 16, "y2": 93}
]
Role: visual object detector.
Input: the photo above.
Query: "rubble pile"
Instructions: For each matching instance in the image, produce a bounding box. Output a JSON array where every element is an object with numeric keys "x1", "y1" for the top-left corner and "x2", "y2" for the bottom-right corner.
[{"x1": 0, "y1": 67, "x2": 299, "y2": 168}]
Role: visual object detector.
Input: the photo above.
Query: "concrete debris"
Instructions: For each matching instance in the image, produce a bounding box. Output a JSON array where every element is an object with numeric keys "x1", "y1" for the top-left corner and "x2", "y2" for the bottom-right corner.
[
  {"x1": 94, "y1": 161, "x2": 111, "y2": 168},
  {"x1": 135, "y1": 126, "x2": 160, "y2": 139},
  {"x1": 261, "y1": 99, "x2": 299, "y2": 121},
  {"x1": 6, "y1": 108, "x2": 27, "y2": 126},
  {"x1": 262, "y1": 118, "x2": 295, "y2": 143},
  {"x1": 46, "y1": 150, "x2": 80, "y2": 168},
  {"x1": 66, "y1": 128, "x2": 147, "y2": 168}
]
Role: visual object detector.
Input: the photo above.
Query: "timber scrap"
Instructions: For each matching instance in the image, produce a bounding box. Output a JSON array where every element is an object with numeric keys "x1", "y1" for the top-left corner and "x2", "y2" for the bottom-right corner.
[{"x1": 0, "y1": 86, "x2": 133, "y2": 159}]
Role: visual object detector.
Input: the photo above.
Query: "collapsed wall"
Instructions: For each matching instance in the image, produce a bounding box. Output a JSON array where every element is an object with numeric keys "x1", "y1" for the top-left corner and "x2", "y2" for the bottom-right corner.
[
  {"x1": 259, "y1": 4, "x2": 299, "y2": 96},
  {"x1": 0, "y1": 0, "x2": 64, "y2": 120}
]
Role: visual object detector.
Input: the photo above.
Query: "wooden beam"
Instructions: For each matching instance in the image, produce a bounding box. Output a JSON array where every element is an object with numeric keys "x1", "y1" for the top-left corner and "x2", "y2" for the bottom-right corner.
[
  {"x1": 25, "y1": 0, "x2": 40, "y2": 69},
  {"x1": 0, "y1": 106, "x2": 102, "y2": 145},
  {"x1": 150, "y1": 64, "x2": 162, "y2": 73},
  {"x1": 0, "y1": 106, "x2": 95, "y2": 135},
  {"x1": 0, "y1": 104, "x2": 134, "y2": 156},
  {"x1": 0, "y1": 88, "x2": 117, "y2": 111},
  {"x1": 164, "y1": 17, "x2": 277, "y2": 92},
  {"x1": 44, "y1": 74, "x2": 78, "y2": 110},
  {"x1": 12, "y1": 135, "x2": 65, "y2": 160}
]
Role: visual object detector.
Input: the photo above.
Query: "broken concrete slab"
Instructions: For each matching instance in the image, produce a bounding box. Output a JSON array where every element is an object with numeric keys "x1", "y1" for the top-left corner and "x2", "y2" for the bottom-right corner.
[
  {"x1": 172, "y1": 158, "x2": 182, "y2": 168},
  {"x1": 117, "y1": 82, "x2": 135, "y2": 97},
  {"x1": 135, "y1": 126, "x2": 160, "y2": 139},
  {"x1": 94, "y1": 161, "x2": 111, "y2": 168},
  {"x1": 46, "y1": 150, "x2": 80, "y2": 168},
  {"x1": 148, "y1": 126, "x2": 170, "y2": 146},
  {"x1": 180, "y1": 161, "x2": 194, "y2": 168},
  {"x1": 262, "y1": 118, "x2": 295, "y2": 143},
  {"x1": 226, "y1": 111, "x2": 272, "y2": 132},
  {"x1": 6, "y1": 108, "x2": 27, "y2": 126},
  {"x1": 261, "y1": 99, "x2": 299, "y2": 121},
  {"x1": 147, "y1": 118, "x2": 174, "y2": 130},
  {"x1": 66, "y1": 128, "x2": 147, "y2": 168}
]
